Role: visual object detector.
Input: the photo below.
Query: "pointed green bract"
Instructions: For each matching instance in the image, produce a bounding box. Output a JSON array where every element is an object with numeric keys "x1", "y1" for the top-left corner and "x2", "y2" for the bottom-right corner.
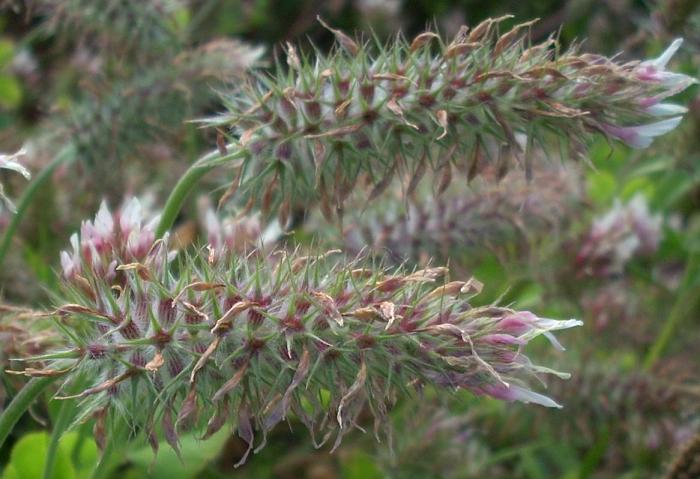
[
  {"x1": 13, "y1": 203, "x2": 581, "y2": 461},
  {"x1": 208, "y1": 17, "x2": 695, "y2": 221}
]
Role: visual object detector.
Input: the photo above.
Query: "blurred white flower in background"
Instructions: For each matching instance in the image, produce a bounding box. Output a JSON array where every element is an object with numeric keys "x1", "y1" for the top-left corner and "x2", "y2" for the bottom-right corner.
[
  {"x1": 0, "y1": 146, "x2": 31, "y2": 213},
  {"x1": 577, "y1": 194, "x2": 663, "y2": 277}
]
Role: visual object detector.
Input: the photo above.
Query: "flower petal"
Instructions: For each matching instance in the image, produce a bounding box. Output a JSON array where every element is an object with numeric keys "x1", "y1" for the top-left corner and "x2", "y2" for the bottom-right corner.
[{"x1": 646, "y1": 38, "x2": 683, "y2": 70}]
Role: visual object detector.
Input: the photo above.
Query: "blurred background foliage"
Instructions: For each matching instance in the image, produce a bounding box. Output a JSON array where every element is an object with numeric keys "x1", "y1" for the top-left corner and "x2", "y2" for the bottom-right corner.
[{"x1": 1, "y1": 0, "x2": 699, "y2": 478}]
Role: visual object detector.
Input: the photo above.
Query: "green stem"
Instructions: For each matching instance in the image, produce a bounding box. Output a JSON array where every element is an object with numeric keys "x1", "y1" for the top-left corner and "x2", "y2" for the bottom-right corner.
[
  {"x1": 43, "y1": 378, "x2": 85, "y2": 479},
  {"x1": 643, "y1": 252, "x2": 700, "y2": 370},
  {"x1": 0, "y1": 144, "x2": 75, "y2": 269},
  {"x1": 89, "y1": 418, "x2": 126, "y2": 479},
  {"x1": 156, "y1": 147, "x2": 242, "y2": 238},
  {"x1": 42, "y1": 401, "x2": 74, "y2": 479},
  {"x1": 156, "y1": 162, "x2": 215, "y2": 238},
  {"x1": 0, "y1": 377, "x2": 56, "y2": 450}
]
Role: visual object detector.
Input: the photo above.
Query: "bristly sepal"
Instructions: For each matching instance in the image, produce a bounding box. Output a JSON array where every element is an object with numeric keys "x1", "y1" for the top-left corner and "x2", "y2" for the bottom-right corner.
[
  {"x1": 208, "y1": 17, "x2": 695, "y2": 220},
  {"x1": 15, "y1": 204, "x2": 583, "y2": 461}
]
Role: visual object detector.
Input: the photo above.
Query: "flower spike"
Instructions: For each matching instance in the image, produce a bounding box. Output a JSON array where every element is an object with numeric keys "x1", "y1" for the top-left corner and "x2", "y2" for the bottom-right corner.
[
  {"x1": 17, "y1": 207, "x2": 582, "y2": 459},
  {"x1": 208, "y1": 19, "x2": 695, "y2": 219}
]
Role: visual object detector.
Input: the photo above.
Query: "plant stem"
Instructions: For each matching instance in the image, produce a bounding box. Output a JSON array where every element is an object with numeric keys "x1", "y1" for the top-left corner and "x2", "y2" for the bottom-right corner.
[
  {"x1": 89, "y1": 418, "x2": 126, "y2": 479},
  {"x1": 43, "y1": 378, "x2": 84, "y2": 479},
  {"x1": 644, "y1": 252, "x2": 700, "y2": 370},
  {"x1": 156, "y1": 147, "x2": 242, "y2": 238},
  {"x1": 0, "y1": 377, "x2": 55, "y2": 450},
  {"x1": 156, "y1": 162, "x2": 214, "y2": 238},
  {"x1": 0, "y1": 144, "x2": 75, "y2": 269}
]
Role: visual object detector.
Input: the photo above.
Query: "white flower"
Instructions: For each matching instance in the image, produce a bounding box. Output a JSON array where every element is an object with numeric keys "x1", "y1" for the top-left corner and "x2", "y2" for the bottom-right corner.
[
  {"x1": 59, "y1": 197, "x2": 161, "y2": 278},
  {"x1": 60, "y1": 233, "x2": 81, "y2": 278},
  {"x1": 0, "y1": 147, "x2": 30, "y2": 179},
  {"x1": 119, "y1": 198, "x2": 143, "y2": 238},
  {"x1": 603, "y1": 117, "x2": 684, "y2": 149},
  {"x1": 0, "y1": 147, "x2": 31, "y2": 213},
  {"x1": 481, "y1": 383, "x2": 563, "y2": 408},
  {"x1": 578, "y1": 194, "x2": 662, "y2": 276},
  {"x1": 637, "y1": 38, "x2": 698, "y2": 95},
  {"x1": 93, "y1": 201, "x2": 115, "y2": 241},
  {"x1": 497, "y1": 312, "x2": 583, "y2": 351},
  {"x1": 645, "y1": 103, "x2": 688, "y2": 117},
  {"x1": 644, "y1": 38, "x2": 683, "y2": 70}
]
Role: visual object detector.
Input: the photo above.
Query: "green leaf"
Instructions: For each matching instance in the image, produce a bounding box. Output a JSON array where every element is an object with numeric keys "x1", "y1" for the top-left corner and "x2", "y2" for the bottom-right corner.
[
  {"x1": 519, "y1": 449, "x2": 548, "y2": 479},
  {"x1": 340, "y1": 450, "x2": 383, "y2": 479},
  {"x1": 588, "y1": 140, "x2": 627, "y2": 171},
  {"x1": 0, "y1": 74, "x2": 22, "y2": 109},
  {"x1": 126, "y1": 430, "x2": 229, "y2": 479},
  {"x1": 172, "y1": 8, "x2": 190, "y2": 32},
  {"x1": 629, "y1": 156, "x2": 675, "y2": 177},
  {"x1": 586, "y1": 170, "x2": 617, "y2": 207},
  {"x1": 511, "y1": 281, "x2": 544, "y2": 310},
  {"x1": 0, "y1": 39, "x2": 14, "y2": 67},
  {"x1": 652, "y1": 172, "x2": 696, "y2": 210},
  {"x1": 620, "y1": 177, "x2": 654, "y2": 202},
  {"x1": 1, "y1": 432, "x2": 79, "y2": 479},
  {"x1": 471, "y1": 254, "x2": 508, "y2": 304},
  {"x1": 577, "y1": 428, "x2": 610, "y2": 478}
]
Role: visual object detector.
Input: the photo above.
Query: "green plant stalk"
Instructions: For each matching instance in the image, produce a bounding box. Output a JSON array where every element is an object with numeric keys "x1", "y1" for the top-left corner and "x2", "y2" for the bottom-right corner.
[
  {"x1": 644, "y1": 251, "x2": 700, "y2": 370},
  {"x1": 42, "y1": 400, "x2": 74, "y2": 479},
  {"x1": 0, "y1": 376, "x2": 56, "y2": 450},
  {"x1": 0, "y1": 144, "x2": 76, "y2": 269},
  {"x1": 155, "y1": 147, "x2": 241, "y2": 238},
  {"x1": 42, "y1": 378, "x2": 85, "y2": 479},
  {"x1": 89, "y1": 418, "x2": 126, "y2": 479}
]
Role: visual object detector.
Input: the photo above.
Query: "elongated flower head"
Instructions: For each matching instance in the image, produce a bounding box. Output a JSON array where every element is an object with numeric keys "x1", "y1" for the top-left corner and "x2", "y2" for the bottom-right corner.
[
  {"x1": 314, "y1": 164, "x2": 582, "y2": 265},
  {"x1": 17, "y1": 207, "x2": 581, "y2": 460},
  {"x1": 374, "y1": 402, "x2": 492, "y2": 479},
  {"x1": 208, "y1": 17, "x2": 695, "y2": 220},
  {"x1": 63, "y1": 37, "x2": 262, "y2": 178},
  {"x1": 34, "y1": 0, "x2": 185, "y2": 59},
  {"x1": 535, "y1": 365, "x2": 699, "y2": 460}
]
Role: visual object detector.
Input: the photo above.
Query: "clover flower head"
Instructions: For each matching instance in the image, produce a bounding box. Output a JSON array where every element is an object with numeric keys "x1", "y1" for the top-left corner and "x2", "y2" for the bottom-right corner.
[
  {"x1": 329, "y1": 166, "x2": 581, "y2": 264},
  {"x1": 208, "y1": 19, "x2": 695, "y2": 218},
  {"x1": 18, "y1": 206, "x2": 582, "y2": 461}
]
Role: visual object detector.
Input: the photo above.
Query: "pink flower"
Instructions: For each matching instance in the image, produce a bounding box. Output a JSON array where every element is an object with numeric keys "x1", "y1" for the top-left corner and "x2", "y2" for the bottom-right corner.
[
  {"x1": 81, "y1": 202, "x2": 114, "y2": 255},
  {"x1": 199, "y1": 203, "x2": 261, "y2": 259},
  {"x1": 496, "y1": 311, "x2": 582, "y2": 351},
  {"x1": 479, "y1": 333, "x2": 526, "y2": 346},
  {"x1": 60, "y1": 197, "x2": 160, "y2": 279},
  {"x1": 603, "y1": 39, "x2": 697, "y2": 149}
]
